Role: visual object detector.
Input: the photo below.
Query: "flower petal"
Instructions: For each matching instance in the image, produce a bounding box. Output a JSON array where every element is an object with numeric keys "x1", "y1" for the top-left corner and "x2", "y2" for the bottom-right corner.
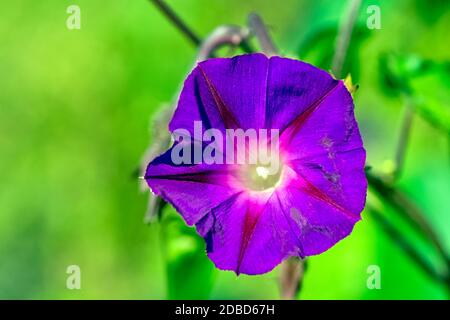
[
  {"x1": 265, "y1": 56, "x2": 339, "y2": 131},
  {"x1": 278, "y1": 180, "x2": 360, "y2": 256},
  {"x1": 281, "y1": 81, "x2": 364, "y2": 161},
  {"x1": 197, "y1": 191, "x2": 303, "y2": 275},
  {"x1": 279, "y1": 79, "x2": 367, "y2": 220},
  {"x1": 145, "y1": 144, "x2": 239, "y2": 225},
  {"x1": 288, "y1": 147, "x2": 367, "y2": 218},
  {"x1": 169, "y1": 53, "x2": 270, "y2": 134}
]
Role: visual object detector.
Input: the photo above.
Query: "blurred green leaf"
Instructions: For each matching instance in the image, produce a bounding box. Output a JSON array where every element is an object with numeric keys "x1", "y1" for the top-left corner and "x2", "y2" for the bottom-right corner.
[
  {"x1": 379, "y1": 53, "x2": 431, "y2": 94},
  {"x1": 409, "y1": 63, "x2": 450, "y2": 134},
  {"x1": 297, "y1": 24, "x2": 369, "y2": 80},
  {"x1": 411, "y1": 0, "x2": 450, "y2": 24},
  {"x1": 380, "y1": 53, "x2": 450, "y2": 134},
  {"x1": 162, "y1": 208, "x2": 217, "y2": 299}
]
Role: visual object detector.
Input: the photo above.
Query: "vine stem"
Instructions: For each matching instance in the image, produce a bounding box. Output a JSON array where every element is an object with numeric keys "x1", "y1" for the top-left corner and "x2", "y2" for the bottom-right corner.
[
  {"x1": 366, "y1": 170, "x2": 449, "y2": 272},
  {"x1": 248, "y1": 13, "x2": 278, "y2": 56},
  {"x1": 393, "y1": 96, "x2": 414, "y2": 179},
  {"x1": 197, "y1": 25, "x2": 251, "y2": 61},
  {"x1": 331, "y1": 0, "x2": 362, "y2": 77},
  {"x1": 279, "y1": 258, "x2": 306, "y2": 299},
  {"x1": 368, "y1": 206, "x2": 447, "y2": 285},
  {"x1": 149, "y1": 0, "x2": 253, "y2": 55},
  {"x1": 149, "y1": 0, "x2": 201, "y2": 46}
]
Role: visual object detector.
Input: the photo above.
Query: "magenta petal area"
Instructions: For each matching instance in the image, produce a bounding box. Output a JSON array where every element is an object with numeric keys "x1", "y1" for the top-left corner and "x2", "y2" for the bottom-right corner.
[
  {"x1": 196, "y1": 192, "x2": 303, "y2": 275},
  {"x1": 145, "y1": 53, "x2": 367, "y2": 275}
]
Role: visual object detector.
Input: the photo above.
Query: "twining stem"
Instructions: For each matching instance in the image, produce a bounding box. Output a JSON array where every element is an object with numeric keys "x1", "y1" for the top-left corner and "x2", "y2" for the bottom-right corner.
[
  {"x1": 149, "y1": 0, "x2": 253, "y2": 56},
  {"x1": 331, "y1": 0, "x2": 362, "y2": 78},
  {"x1": 368, "y1": 206, "x2": 447, "y2": 286},
  {"x1": 248, "y1": 13, "x2": 278, "y2": 56},
  {"x1": 366, "y1": 170, "x2": 450, "y2": 282},
  {"x1": 149, "y1": 0, "x2": 201, "y2": 46},
  {"x1": 393, "y1": 96, "x2": 414, "y2": 179},
  {"x1": 197, "y1": 26, "x2": 251, "y2": 61},
  {"x1": 279, "y1": 258, "x2": 306, "y2": 300}
]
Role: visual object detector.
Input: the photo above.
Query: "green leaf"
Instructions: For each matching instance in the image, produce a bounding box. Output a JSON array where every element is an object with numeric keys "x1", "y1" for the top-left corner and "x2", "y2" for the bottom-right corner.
[
  {"x1": 409, "y1": 63, "x2": 450, "y2": 134},
  {"x1": 162, "y1": 208, "x2": 217, "y2": 299},
  {"x1": 379, "y1": 53, "x2": 431, "y2": 95},
  {"x1": 298, "y1": 24, "x2": 369, "y2": 80},
  {"x1": 380, "y1": 53, "x2": 450, "y2": 134}
]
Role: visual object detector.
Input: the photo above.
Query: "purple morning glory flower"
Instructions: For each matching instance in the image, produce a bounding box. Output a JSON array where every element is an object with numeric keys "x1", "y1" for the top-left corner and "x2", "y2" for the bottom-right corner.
[{"x1": 145, "y1": 53, "x2": 367, "y2": 275}]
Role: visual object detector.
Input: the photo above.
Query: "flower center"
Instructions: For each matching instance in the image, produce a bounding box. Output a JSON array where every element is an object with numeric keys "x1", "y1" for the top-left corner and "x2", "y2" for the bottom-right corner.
[
  {"x1": 241, "y1": 163, "x2": 283, "y2": 192},
  {"x1": 256, "y1": 166, "x2": 270, "y2": 179}
]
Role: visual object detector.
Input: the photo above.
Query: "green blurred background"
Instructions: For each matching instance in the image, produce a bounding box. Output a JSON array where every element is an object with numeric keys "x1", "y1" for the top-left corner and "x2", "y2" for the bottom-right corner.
[{"x1": 0, "y1": 0, "x2": 449, "y2": 299}]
